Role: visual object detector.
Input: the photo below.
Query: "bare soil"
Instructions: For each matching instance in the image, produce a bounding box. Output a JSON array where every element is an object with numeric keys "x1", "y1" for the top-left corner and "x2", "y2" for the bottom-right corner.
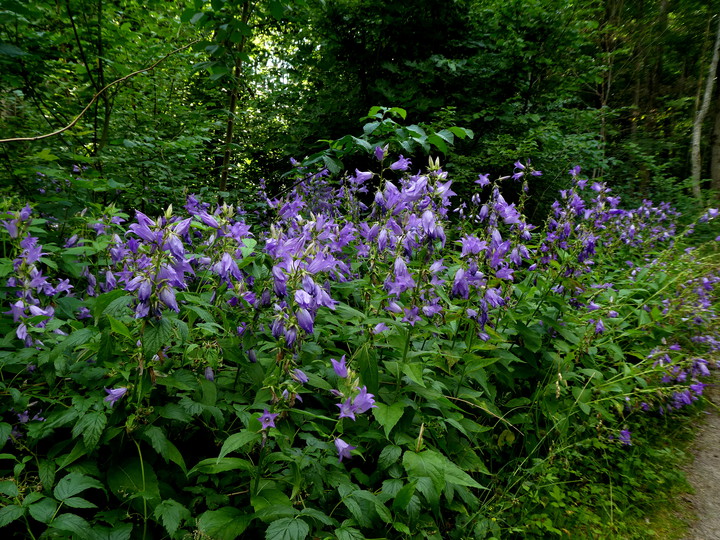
[{"x1": 682, "y1": 377, "x2": 720, "y2": 540}]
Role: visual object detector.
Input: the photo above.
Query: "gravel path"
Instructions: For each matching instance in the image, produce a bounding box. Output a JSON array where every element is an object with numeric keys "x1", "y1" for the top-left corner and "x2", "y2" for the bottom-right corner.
[{"x1": 683, "y1": 378, "x2": 720, "y2": 540}]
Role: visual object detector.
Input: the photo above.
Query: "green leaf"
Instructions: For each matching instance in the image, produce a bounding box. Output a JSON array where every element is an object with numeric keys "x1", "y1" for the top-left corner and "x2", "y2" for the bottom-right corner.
[
  {"x1": 188, "y1": 457, "x2": 253, "y2": 476},
  {"x1": 143, "y1": 318, "x2": 173, "y2": 358},
  {"x1": 239, "y1": 237, "x2": 258, "y2": 258},
  {"x1": 0, "y1": 422, "x2": 10, "y2": 450},
  {"x1": 28, "y1": 497, "x2": 58, "y2": 523},
  {"x1": 392, "y1": 481, "x2": 417, "y2": 511},
  {"x1": 427, "y1": 133, "x2": 448, "y2": 154},
  {"x1": 378, "y1": 444, "x2": 402, "y2": 470},
  {"x1": 335, "y1": 526, "x2": 365, "y2": 540},
  {"x1": 141, "y1": 426, "x2": 187, "y2": 473},
  {"x1": 197, "y1": 507, "x2": 251, "y2": 540},
  {"x1": 107, "y1": 316, "x2": 132, "y2": 339},
  {"x1": 322, "y1": 155, "x2": 341, "y2": 174},
  {"x1": 102, "y1": 295, "x2": 134, "y2": 317},
  {"x1": 357, "y1": 343, "x2": 379, "y2": 395},
  {"x1": 38, "y1": 459, "x2": 56, "y2": 489},
  {"x1": 71, "y1": 411, "x2": 107, "y2": 450},
  {"x1": 50, "y1": 513, "x2": 92, "y2": 536},
  {"x1": 252, "y1": 488, "x2": 291, "y2": 514},
  {"x1": 403, "y1": 450, "x2": 485, "y2": 500},
  {"x1": 218, "y1": 429, "x2": 261, "y2": 459},
  {"x1": 153, "y1": 499, "x2": 191, "y2": 536},
  {"x1": 0, "y1": 479, "x2": 19, "y2": 497},
  {"x1": 265, "y1": 517, "x2": 310, "y2": 540},
  {"x1": 107, "y1": 458, "x2": 160, "y2": 504},
  {"x1": 62, "y1": 496, "x2": 96, "y2": 509},
  {"x1": 0, "y1": 505, "x2": 25, "y2": 527},
  {"x1": 402, "y1": 363, "x2": 425, "y2": 387},
  {"x1": 53, "y1": 472, "x2": 104, "y2": 501},
  {"x1": 373, "y1": 402, "x2": 405, "y2": 438}
]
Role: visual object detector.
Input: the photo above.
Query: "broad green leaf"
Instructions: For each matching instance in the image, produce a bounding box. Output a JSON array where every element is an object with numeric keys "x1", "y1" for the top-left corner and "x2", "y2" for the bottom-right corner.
[
  {"x1": 402, "y1": 363, "x2": 425, "y2": 387},
  {"x1": 0, "y1": 505, "x2": 24, "y2": 527},
  {"x1": 189, "y1": 457, "x2": 253, "y2": 476},
  {"x1": 392, "y1": 481, "x2": 417, "y2": 511},
  {"x1": 378, "y1": 444, "x2": 402, "y2": 470},
  {"x1": 265, "y1": 517, "x2": 310, "y2": 540},
  {"x1": 107, "y1": 458, "x2": 160, "y2": 505},
  {"x1": 0, "y1": 479, "x2": 19, "y2": 497},
  {"x1": 357, "y1": 343, "x2": 379, "y2": 395},
  {"x1": 373, "y1": 402, "x2": 405, "y2": 438},
  {"x1": 28, "y1": 497, "x2": 58, "y2": 523},
  {"x1": 197, "y1": 507, "x2": 251, "y2": 540},
  {"x1": 218, "y1": 429, "x2": 261, "y2": 459},
  {"x1": 107, "y1": 316, "x2": 132, "y2": 339},
  {"x1": 53, "y1": 472, "x2": 103, "y2": 500},
  {"x1": 50, "y1": 513, "x2": 92, "y2": 536},
  {"x1": 141, "y1": 426, "x2": 187, "y2": 473},
  {"x1": 335, "y1": 526, "x2": 365, "y2": 540},
  {"x1": 143, "y1": 318, "x2": 173, "y2": 358},
  {"x1": 62, "y1": 496, "x2": 97, "y2": 509},
  {"x1": 71, "y1": 411, "x2": 107, "y2": 449},
  {"x1": 153, "y1": 499, "x2": 191, "y2": 536},
  {"x1": 0, "y1": 423, "x2": 10, "y2": 450}
]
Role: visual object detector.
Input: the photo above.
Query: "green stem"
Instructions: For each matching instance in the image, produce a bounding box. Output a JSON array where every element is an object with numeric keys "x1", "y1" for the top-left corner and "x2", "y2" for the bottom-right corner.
[{"x1": 133, "y1": 439, "x2": 148, "y2": 540}]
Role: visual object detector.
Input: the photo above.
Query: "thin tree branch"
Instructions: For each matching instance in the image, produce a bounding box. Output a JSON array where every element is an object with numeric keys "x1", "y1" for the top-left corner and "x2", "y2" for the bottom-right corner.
[{"x1": 0, "y1": 40, "x2": 200, "y2": 144}]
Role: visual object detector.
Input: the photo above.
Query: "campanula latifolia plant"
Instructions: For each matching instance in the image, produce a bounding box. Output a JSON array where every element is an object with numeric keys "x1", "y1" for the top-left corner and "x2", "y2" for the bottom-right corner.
[{"x1": 0, "y1": 157, "x2": 718, "y2": 539}]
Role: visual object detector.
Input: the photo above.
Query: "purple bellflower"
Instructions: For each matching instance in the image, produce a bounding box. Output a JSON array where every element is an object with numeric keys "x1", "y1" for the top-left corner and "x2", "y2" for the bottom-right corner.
[
  {"x1": 259, "y1": 409, "x2": 279, "y2": 430},
  {"x1": 104, "y1": 387, "x2": 128, "y2": 407},
  {"x1": 335, "y1": 438, "x2": 356, "y2": 463}
]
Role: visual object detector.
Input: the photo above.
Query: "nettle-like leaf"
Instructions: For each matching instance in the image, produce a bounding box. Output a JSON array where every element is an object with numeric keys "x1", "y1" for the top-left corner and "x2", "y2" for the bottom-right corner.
[
  {"x1": 53, "y1": 472, "x2": 104, "y2": 501},
  {"x1": 71, "y1": 411, "x2": 107, "y2": 449},
  {"x1": 265, "y1": 517, "x2": 310, "y2": 540},
  {"x1": 197, "y1": 507, "x2": 252, "y2": 540},
  {"x1": 153, "y1": 498, "x2": 191, "y2": 536},
  {"x1": 141, "y1": 425, "x2": 187, "y2": 473}
]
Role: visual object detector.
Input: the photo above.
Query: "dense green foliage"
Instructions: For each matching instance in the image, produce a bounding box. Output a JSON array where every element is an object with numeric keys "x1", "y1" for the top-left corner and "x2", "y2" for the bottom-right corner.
[
  {"x1": 2, "y1": 1, "x2": 720, "y2": 539},
  {"x1": 2, "y1": 0, "x2": 720, "y2": 210}
]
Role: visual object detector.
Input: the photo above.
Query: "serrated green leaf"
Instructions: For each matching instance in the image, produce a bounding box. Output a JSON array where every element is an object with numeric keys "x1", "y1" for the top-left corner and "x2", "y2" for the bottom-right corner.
[
  {"x1": 197, "y1": 507, "x2": 251, "y2": 540},
  {"x1": 378, "y1": 444, "x2": 402, "y2": 470},
  {"x1": 392, "y1": 481, "x2": 417, "y2": 511},
  {"x1": 107, "y1": 459, "x2": 160, "y2": 505},
  {"x1": 71, "y1": 411, "x2": 107, "y2": 449},
  {"x1": 141, "y1": 426, "x2": 186, "y2": 473},
  {"x1": 50, "y1": 513, "x2": 92, "y2": 536},
  {"x1": 335, "y1": 525, "x2": 365, "y2": 540},
  {"x1": 402, "y1": 363, "x2": 425, "y2": 387},
  {"x1": 373, "y1": 402, "x2": 405, "y2": 438},
  {"x1": 62, "y1": 496, "x2": 97, "y2": 509},
  {"x1": 28, "y1": 497, "x2": 57, "y2": 523},
  {"x1": 38, "y1": 459, "x2": 56, "y2": 489},
  {"x1": 0, "y1": 504, "x2": 24, "y2": 527},
  {"x1": 143, "y1": 318, "x2": 173, "y2": 358},
  {"x1": 265, "y1": 517, "x2": 310, "y2": 540},
  {"x1": 0, "y1": 479, "x2": 19, "y2": 497},
  {"x1": 53, "y1": 472, "x2": 103, "y2": 501},
  {"x1": 153, "y1": 499, "x2": 191, "y2": 536},
  {"x1": 107, "y1": 316, "x2": 132, "y2": 339},
  {"x1": 298, "y1": 507, "x2": 336, "y2": 526}
]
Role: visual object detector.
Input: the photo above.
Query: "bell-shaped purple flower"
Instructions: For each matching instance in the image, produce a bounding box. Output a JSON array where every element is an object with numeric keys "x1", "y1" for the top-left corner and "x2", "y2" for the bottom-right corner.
[
  {"x1": 104, "y1": 387, "x2": 128, "y2": 407},
  {"x1": 331, "y1": 355, "x2": 348, "y2": 378},
  {"x1": 335, "y1": 438, "x2": 356, "y2": 463}
]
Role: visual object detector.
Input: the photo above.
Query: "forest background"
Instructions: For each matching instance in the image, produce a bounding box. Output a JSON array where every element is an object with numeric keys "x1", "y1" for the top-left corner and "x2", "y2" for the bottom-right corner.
[{"x1": 2, "y1": 0, "x2": 720, "y2": 212}]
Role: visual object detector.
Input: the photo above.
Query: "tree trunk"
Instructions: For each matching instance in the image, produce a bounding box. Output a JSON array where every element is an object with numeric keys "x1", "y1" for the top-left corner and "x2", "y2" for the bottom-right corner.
[
  {"x1": 711, "y1": 100, "x2": 720, "y2": 198},
  {"x1": 219, "y1": 1, "x2": 252, "y2": 194},
  {"x1": 691, "y1": 14, "x2": 720, "y2": 202}
]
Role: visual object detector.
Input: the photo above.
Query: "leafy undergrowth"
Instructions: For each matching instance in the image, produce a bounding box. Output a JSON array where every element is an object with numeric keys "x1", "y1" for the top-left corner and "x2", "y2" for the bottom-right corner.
[{"x1": 1, "y1": 155, "x2": 719, "y2": 539}]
